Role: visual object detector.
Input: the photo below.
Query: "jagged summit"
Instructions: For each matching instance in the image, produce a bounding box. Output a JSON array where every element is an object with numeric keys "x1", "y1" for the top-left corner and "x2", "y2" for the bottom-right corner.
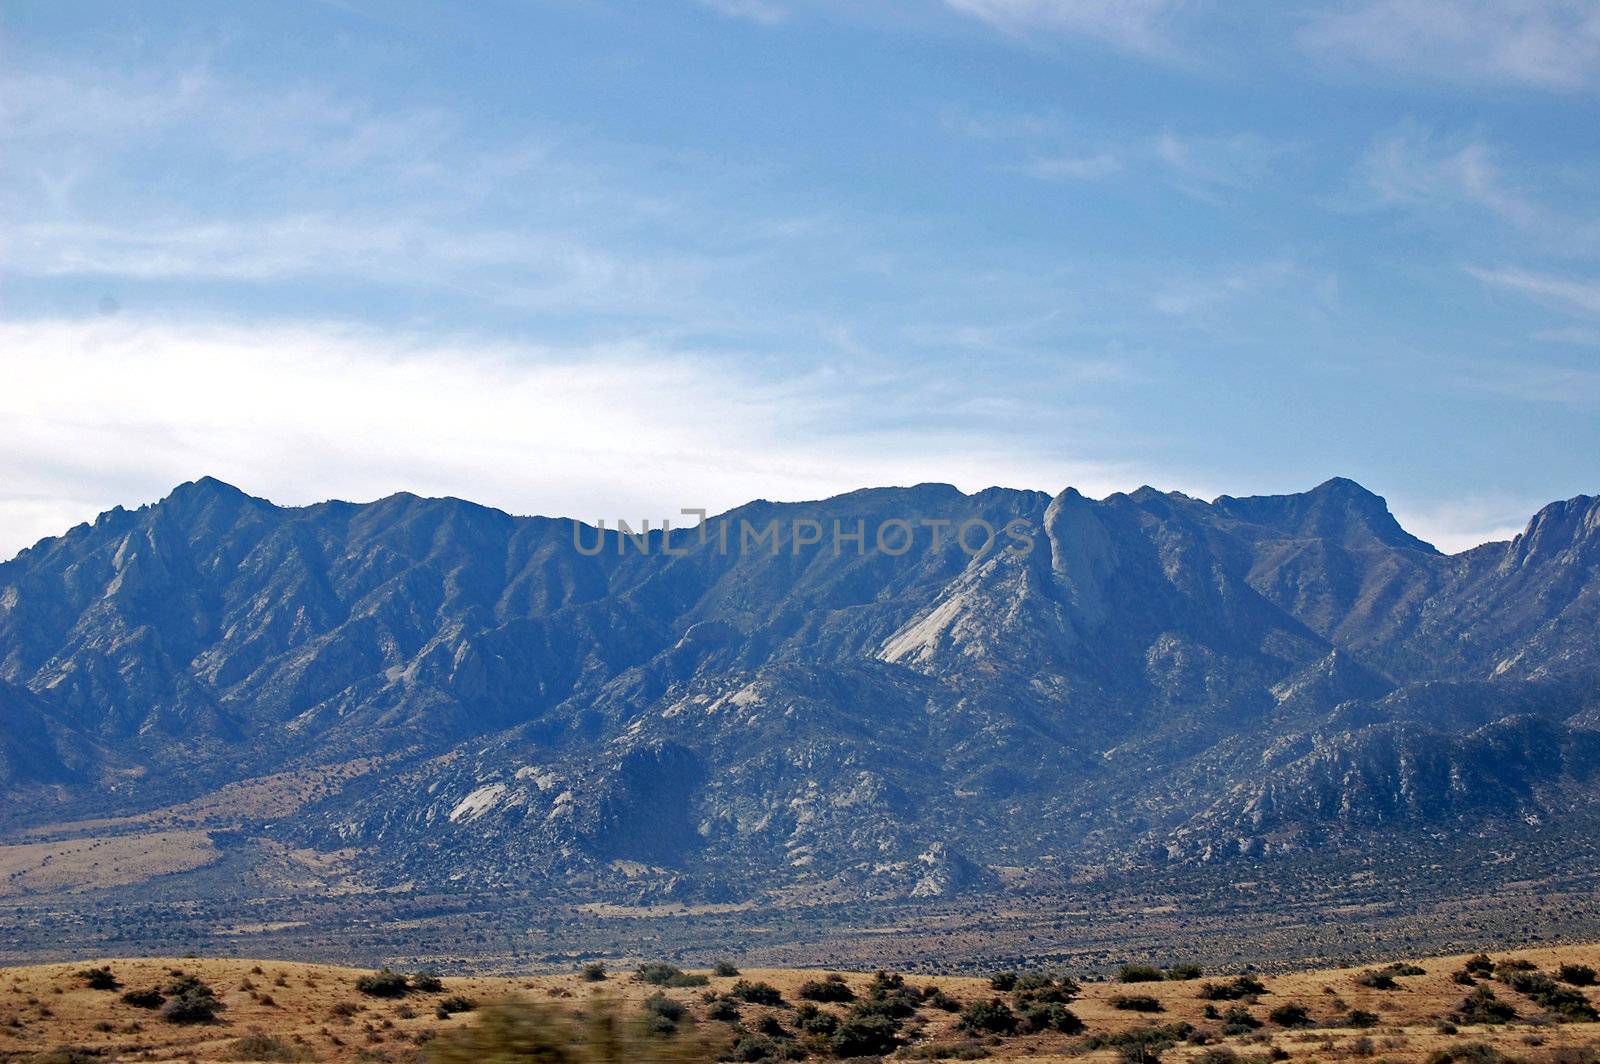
[{"x1": 2, "y1": 476, "x2": 1597, "y2": 904}]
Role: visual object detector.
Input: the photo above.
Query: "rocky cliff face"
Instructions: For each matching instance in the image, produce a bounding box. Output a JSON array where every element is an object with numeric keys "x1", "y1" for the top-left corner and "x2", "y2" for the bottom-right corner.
[{"x1": 2, "y1": 477, "x2": 1597, "y2": 902}]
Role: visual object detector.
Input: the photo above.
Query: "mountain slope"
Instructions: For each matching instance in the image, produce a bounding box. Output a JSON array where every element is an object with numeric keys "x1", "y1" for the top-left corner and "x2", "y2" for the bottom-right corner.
[{"x1": 1, "y1": 477, "x2": 1597, "y2": 902}]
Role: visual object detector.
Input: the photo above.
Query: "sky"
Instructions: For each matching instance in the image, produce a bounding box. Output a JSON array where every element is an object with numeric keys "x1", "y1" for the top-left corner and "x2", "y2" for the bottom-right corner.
[{"x1": 2, "y1": 1, "x2": 1599, "y2": 558}]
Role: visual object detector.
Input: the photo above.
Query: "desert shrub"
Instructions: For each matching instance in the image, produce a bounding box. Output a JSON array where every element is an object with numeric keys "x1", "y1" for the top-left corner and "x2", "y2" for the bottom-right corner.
[
  {"x1": 639, "y1": 992, "x2": 686, "y2": 1035},
  {"x1": 958, "y1": 998, "x2": 1018, "y2": 1035},
  {"x1": 1014, "y1": 974, "x2": 1079, "y2": 1005},
  {"x1": 411, "y1": 972, "x2": 444, "y2": 993},
  {"x1": 159, "y1": 977, "x2": 223, "y2": 1024},
  {"x1": 792, "y1": 1002, "x2": 836, "y2": 1035},
  {"x1": 1120, "y1": 965, "x2": 1166, "y2": 983},
  {"x1": 579, "y1": 962, "x2": 607, "y2": 982},
  {"x1": 422, "y1": 999, "x2": 707, "y2": 1063},
  {"x1": 1452, "y1": 969, "x2": 1477, "y2": 986},
  {"x1": 712, "y1": 961, "x2": 740, "y2": 977},
  {"x1": 1268, "y1": 1003, "x2": 1312, "y2": 1028},
  {"x1": 1168, "y1": 964, "x2": 1204, "y2": 981},
  {"x1": 830, "y1": 1012, "x2": 901, "y2": 1056},
  {"x1": 230, "y1": 1032, "x2": 312, "y2": 1061},
  {"x1": 634, "y1": 963, "x2": 708, "y2": 988},
  {"x1": 329, "y1": 1001, "x2": 362, "y2": 1019},
  {"x1": 434, "y1": 995, "x2": 476, "y2": 1019},
  {"x1": 706, "y1": 994, "x2": 741, "y2": 1022},
  {"x1": 859, "y1": 970, "x2": 920, "y2": 1018},
  {"x1": 728, "y1": 1032, "x2": 802, "y2": 1062},
  {"x1": 1195, "y1": 1050, "x2": 1240, "y2": 1064},
  {"x1": 797, "y1": 975, "x2": 855, "y2": 1003},
  {"x1": 1199, "y1": 976, "x2": 1267, "y2": 1000},
  {"x1": 355, "y1": 969, "x2": 411, "y2": 998},
  {"x1": 1497, "y1": 970, "x2": 1599, "y2": 1021},
  {"x1": 1426, "y1": 1043, "x2": 1511, "y2": 1064},
  {"x1": 903, "y1": 1043, "x2": 991, "y2": 1060},
  {"x1": 76, "y1": 967, "x2": 119, "y2": 991},
  {"x1": 1111, "y1": 994, "x2": 1164, "y2": 1013},
  {"x1": 1087, "y1": 1024, "x2": 1195, "y2": 1064},
  {"x1": 1018, "y1": 1002, "x2": 1084, "y2": 1034},
  {"x1": 1345, "y1": 1009, "x2": 1380, "y2": 1028},
  {"x1": 1453, "y1": 987, "x2": 1517, "y2": 1025},
  {"x1": 1355, "y1": 970, "x2": 1398, "y2": 990},
  {"x1": 923, "y1": 987, "x2": 961, "y2": 1012},
  {"x1": 120, "y1": 988, "x2": 164, "y2": 1010},
  {"x1": 1462, "y1": 955, "x2": 1494, "y2": 975},
  {"x1": 1220, "y1": 1005, "x2": 1261, "y2": 1035},
  {"x1": 730, "y1": 980, "x2": 784, "y2": 1006},
  {"x1": 988, "y1": 971, "x2": 1019, "y2": 991},
  {"x1": 1557, "y1": 963, "x2": 1597, "y2": 987}
]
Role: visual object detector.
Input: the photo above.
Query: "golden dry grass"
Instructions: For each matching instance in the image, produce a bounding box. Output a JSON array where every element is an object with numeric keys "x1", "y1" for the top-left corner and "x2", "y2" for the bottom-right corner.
[{"x1": 0, "y1": 944, "x2": 1593, "y2": 1062}]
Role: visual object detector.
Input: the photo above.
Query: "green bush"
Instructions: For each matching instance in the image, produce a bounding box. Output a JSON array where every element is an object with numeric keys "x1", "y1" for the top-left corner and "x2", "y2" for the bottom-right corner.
[
  {"x1": 797, "y1": 975, "x2": 854, "y2": 1003},
  {"x1": 634, "y1": 963, "x2": 709, "y2": 988},
  {"x1": 355, "y1": 969, "x2": 412, "y2": 998},
  {"x1": 1267, "y1": 1003, "x2": 1312, "y2": 1028},
  {"x1": 120, "y1": 988, "x2": 164, "y2": 1010},
  {"x1": 958, "y1": 998, "x2": 1018, "y2": 1035},
  {"x1": 1453, "y1": 987, "x2": 1517, "y2": 1025},
  {"x1": 1018, "y1": 1002, "x2": 1083, "y2": 1034},
  {"x1": 76, "y1": 967, "x2": 120, "y2": 991},
  {"x1": 1220, "y1": 1005, "x2": 1261, "y2": 1035},
  {"x1": 793, "y1": 1002, "x2": 836, "y2": 1035},
  {"x1": 159, "y1": 977, "x2": 224, "y2": 1025},
  {"x1": 1557, "y1": 963, "x2": 1597, "y2": 987},
  {"x1": 712, "y1": 961, "x2": 740, "y2": 978},
  {"x1": 706, "y1": 994, "x2": 741, "y2": 1022},
  {"x1": 730, "y1": 980, "x2": 784, "y2": 1006},
  {"x1": 1198, "y1": 976, "x2": 1266, "y2": 1000},
  {"x1": 830, "y1": 1012, "x2": 900, "y2": 1056},
  {"x1": 988, "y1": 971, "x2": 1018, "y2": 991},
  {"x1": 229, "y1": 1032, "x2": 312, "y2": 1061},
  {"x1": 435, "y1": 995, "x2": 476, "y2": 1019},
  {"x1": 411, "y1": 971, "x2": 444, "y2": 993},
  {"x1": 1111, "y1": 994, "x2": 1163, "y2": 1013},
  {"x1": 1168, "y1": 964, "x2": 1204, "y2": 981},
  {"x1": 1119, "y1": 965, "x2": 1165, "y2": 983}
]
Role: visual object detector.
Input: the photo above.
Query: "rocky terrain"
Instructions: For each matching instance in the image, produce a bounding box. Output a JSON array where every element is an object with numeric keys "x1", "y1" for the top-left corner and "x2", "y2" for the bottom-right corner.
[{"x1": 1, "y1": 476, "x2": 1598, "y2": 916}]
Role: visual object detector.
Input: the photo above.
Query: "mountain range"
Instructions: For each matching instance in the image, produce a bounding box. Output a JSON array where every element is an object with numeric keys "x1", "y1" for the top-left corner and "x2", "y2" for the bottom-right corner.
[{"x1": 2, "y1": 476, "x2": 1598, "y2": 904}]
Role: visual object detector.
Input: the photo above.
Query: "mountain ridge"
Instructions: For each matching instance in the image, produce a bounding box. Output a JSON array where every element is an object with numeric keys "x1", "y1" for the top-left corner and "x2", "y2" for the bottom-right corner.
[{"x1": 2, "y1": 475, "x2": 1598, "y2": 906}]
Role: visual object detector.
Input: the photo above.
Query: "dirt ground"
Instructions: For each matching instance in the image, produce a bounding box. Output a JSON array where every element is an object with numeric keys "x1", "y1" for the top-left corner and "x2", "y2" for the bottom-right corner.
[{"x1": 0, "y1": 943, "x2": 1596, "y2": 1061}]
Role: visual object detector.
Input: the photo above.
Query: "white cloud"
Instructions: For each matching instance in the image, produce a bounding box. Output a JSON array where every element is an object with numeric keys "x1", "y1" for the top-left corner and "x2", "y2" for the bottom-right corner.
[
  {"x1": 1390, "y1": 498, "x2": 1531, "y2": 554},
  {"x1": 1469, "y1": 266, "x2": 1600, "y2": 318},
  {"x1": 698, "y1": 0, "x2": 787, "y2": 24},
  {"x1": 0, "y1": 317, "x2": 1143, "y2": 560},
  {"x1": 1016, "y1": 153, "x2": 1122, "y2": 180},
  {"x1": 942, "y1": 0, "x2": 1185, "y2": 54},
  {"x1": 1304, "y1": 0, "x2": 1600, "y2": 90},
  {"x1": 1359, "y1": 128, "x2": 1541, "y2": 229}
]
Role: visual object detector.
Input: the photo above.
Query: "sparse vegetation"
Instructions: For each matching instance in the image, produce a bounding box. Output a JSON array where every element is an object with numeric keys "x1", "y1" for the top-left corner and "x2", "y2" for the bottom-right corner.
[
  {"x1": 1120, "y1": 964, "x2": 1166, "y2": 983},
  {"x1": 422, "y1": 999, "x2": 707, "y2": 1063},
  {"x1": 355, "y1": 969, "x2": 412, "y2": 998},
  {"x1": 75, "y1": 967, "x2": 119, "y2": 991},
  {"x1": 159, "y1": 976, "x2": 224, "y2": 1024},
  {"x1": 797, "y1": 974, "x2": 855, "y2": 1003},
  {"x1": 1111, "y1": 993, "x2": 1164, "y2": 1012},
  {"x1": 1199, "y1": 976, "x2": 1267, "y2": 1000},
  {"x1": 634, "y1": 963, "x2": 709, "y2": 988},
  {"x1": 958, "y1": 997, "x2": 1018, "y2": 1034},
  {"x1": 1557, "y1": 963, "x2": 1596, "y2": 986}
]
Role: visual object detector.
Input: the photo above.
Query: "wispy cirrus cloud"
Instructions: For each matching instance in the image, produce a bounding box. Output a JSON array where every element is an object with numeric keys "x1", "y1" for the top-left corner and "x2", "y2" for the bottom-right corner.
[
  {"x1": 1470, "y1": 266, "x2": 1600, "y2": 318},
  {"x1": 697, "y1": 0, "x2": 787, "y2": 25},
  {"x1": 942, "y1": 0, "x2": 1187, "y2": 55},
  {"x1": 1303, "y1": 0, "x2": 1600, "y2": 90},
  {"x1": 1014, "y1": 152, "x2": 1122, "y2": 180}
]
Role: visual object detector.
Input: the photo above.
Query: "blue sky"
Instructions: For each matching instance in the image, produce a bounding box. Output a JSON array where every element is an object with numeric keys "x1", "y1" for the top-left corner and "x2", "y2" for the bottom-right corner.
[{"x1": 3, "y1": 0, "x2": 1599, "y2": 556}]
